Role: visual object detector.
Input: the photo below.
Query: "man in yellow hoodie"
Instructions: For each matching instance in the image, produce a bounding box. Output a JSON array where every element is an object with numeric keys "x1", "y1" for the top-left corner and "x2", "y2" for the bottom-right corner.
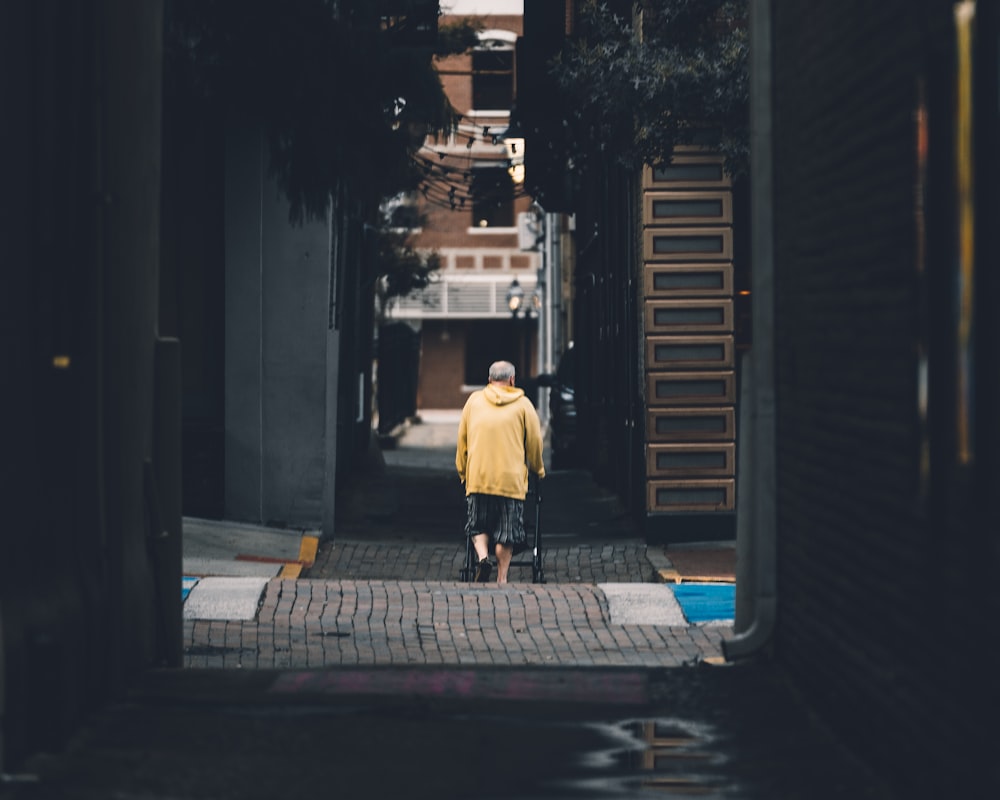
[{"x1": 456, "y1": 360, "x2": 546, "y2": 583}]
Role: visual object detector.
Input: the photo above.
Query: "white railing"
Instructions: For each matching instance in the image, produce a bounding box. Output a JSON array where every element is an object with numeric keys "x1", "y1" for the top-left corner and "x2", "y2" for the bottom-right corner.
[{"x1": 388, "y1": 273, "x2": 537, "y2": 320}]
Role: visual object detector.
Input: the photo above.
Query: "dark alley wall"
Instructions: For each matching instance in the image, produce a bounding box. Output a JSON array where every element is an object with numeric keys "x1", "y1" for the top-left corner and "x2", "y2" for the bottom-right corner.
[
  {"x1": 1, "y1": 0, "x2": 179, "y2": 769},
  {"x1": 769, "y1": 1, "x2": 999, "y2": 794}
]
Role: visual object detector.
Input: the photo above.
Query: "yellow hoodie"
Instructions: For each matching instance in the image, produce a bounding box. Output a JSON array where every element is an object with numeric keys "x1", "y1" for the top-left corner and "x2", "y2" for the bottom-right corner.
[{"x1": 456, "y1": 383, "x2": 546, "y2": 499}]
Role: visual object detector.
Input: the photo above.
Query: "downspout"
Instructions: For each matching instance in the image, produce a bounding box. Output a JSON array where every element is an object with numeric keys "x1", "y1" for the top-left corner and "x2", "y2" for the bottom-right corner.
[
  {"x1": 723, "y1": 0, "x2": 778, "y2": 660},
  {"x1": 543, "y1": 212, "x2": 562, "y2": 372}
]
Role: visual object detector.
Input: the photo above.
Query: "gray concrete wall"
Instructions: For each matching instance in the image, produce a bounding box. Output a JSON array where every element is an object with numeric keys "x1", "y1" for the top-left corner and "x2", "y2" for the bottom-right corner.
[{"x1": 224, "y1": 125, "x2": 337, "y2": 531}]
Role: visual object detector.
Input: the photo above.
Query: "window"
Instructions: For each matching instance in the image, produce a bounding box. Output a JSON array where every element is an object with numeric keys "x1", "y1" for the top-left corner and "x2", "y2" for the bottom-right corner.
[
  {"x1": 464, "y1": 320, "x2": 514, "y2": 384},
  {"x1": 471, "y1": 167, "x2": 514, "y2": 228},
  {"x1": 472, "y1": 48, "x2": 514, "y2": 110}
]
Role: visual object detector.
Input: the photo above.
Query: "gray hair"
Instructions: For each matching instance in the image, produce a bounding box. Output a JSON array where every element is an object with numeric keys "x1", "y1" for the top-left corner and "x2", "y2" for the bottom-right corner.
[{"x1": 488, "y1": 360, "x2": 516, "y2": 382}]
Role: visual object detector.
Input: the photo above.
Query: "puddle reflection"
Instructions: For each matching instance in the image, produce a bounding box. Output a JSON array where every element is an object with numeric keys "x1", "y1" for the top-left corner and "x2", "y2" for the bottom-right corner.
[{"x1": 557, "y1": 717, "x2": 736, "y2": 798}]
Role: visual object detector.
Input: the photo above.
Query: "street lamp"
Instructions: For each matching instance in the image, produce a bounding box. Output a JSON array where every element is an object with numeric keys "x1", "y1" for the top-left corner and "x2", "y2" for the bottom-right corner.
[
  {"x1": 506, "y1": 278, "x2": 540, "y2": 388},
  {"x1": 507, "y1": 277, "x2": 524, "y2": 315}
]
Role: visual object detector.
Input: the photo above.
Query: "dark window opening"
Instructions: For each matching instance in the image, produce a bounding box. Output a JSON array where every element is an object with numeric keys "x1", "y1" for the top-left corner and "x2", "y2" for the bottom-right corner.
[
  {"x1": 473, "y1": 49, "x2": 514, "y2": 109},
  {"x1": 464, "y1": 320, "x2": 515, "y2": 385},
  {"x1": 655, "y1": 415, "x2": 727, "y2": 435},
  {"x1": 653, "y1": 270, "x2": 724, "y2": 291},
  {"x1": 472, "y1": 167, "x2": 514, "y2": 228},
  {"x1": 656, "y1": 487, "x2": 727, "y2": 505},
  {"x1": 651, "y1": 234, "x2": 724, "y2": 254},
  {"x1": 654, "y1": 379, "x2": 727, "y2": 399},
  {"x1": 651, "y1": 199, "x2": 724, "y2": 219},
  {"x1": 653, "y1": 343, "x2": 727, "y2": 362},
  {"x1": 653, "y1": 307, "x2": 725, "y2": 325},
  {"x1": 655, "y1": 451, "x2": 727, "y2": 469}
]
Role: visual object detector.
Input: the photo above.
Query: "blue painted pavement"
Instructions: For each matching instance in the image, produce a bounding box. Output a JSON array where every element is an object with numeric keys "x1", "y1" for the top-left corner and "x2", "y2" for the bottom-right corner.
[{"x1": 671, "y1": 583, "x2": 735, "y2": 624}]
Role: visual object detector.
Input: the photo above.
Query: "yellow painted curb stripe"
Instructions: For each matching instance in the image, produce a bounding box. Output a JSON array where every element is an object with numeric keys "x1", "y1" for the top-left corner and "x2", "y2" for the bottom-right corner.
[
  {"x1": 279, "y1": 535, "x2": 319, "y2": 579},
  {"x1": 658, "y1": 568, "x2": 735, "y2": 584},
  {"x1": 298, "y1": 535, "x2": 319, "y2": 567},
  {"x1": 280, "y1": 563, "x2": 303, "y2": 579}
]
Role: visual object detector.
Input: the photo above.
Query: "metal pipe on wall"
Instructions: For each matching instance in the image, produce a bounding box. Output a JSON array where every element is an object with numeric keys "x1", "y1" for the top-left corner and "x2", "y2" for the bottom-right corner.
[{"x1": 723, "y1": 0, "x2": 778, "y2": 660}]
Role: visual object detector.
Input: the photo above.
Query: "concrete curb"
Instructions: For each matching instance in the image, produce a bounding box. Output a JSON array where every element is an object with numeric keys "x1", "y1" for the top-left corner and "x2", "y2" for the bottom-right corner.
[
  {"x1": 183, "y1": 577, "x2": 270, "y2": 621},
  {"x1": 644, "y1": 544, "x2": 674, "y2": 582},
  {"x1": 598, "y1": 583, "x2": 687, "y2": 625}
]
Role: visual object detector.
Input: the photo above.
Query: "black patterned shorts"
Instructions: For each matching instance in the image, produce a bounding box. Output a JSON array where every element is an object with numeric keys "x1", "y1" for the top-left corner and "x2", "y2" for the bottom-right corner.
[{"x1": 464, "y1": 493, "x2": 526, "y2": 554}]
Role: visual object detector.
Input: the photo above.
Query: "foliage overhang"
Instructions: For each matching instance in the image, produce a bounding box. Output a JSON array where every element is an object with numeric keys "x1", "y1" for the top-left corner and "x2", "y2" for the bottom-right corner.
[
  {"x1": 549, "y1": 0, "x2": 749, "y2": 178},
  {"x1": 165, "y1": 0, "x2": 480, "y2": 222}
]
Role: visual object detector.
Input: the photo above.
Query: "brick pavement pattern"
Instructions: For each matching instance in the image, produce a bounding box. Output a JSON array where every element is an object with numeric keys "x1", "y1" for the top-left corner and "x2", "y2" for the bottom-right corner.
[
  {"x1": 307, "y1": 540, "x2": 657, "y2": 583},
  {"x1": 183, "y1": 579, "x2": 731, "y2": 670},
  {"x1": 182, "y1": 433, "x2": 734, "y2": 673}
]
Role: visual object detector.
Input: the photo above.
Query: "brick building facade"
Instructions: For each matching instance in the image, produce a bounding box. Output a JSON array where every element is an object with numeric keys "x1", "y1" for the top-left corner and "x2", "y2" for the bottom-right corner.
[{"x1": 384, "y1": 9, "x2": 545, "y2": 410}]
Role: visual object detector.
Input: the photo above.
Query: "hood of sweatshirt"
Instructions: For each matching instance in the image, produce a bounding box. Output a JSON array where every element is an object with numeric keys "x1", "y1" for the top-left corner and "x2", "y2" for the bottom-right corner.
[{"x1": 483, "y1": 383, "x2": 525, "y2": 406}]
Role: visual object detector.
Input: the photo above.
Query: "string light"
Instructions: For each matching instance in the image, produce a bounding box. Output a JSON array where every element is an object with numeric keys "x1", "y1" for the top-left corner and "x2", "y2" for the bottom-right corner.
[{"x1": 409, "y1": 111, "x2": 529, "y2": 211}]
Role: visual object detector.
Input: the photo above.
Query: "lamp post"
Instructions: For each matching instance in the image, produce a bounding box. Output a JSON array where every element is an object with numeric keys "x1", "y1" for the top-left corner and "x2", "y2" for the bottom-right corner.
[{"x1": 506, "y1": 278, "x2": 540, "y2": 397}]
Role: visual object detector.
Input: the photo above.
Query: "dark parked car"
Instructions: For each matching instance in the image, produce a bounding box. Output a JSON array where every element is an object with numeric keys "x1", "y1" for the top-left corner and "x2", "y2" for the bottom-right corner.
[{"x1": 537, "y1": 345, "x2": 579, "y2": 469}]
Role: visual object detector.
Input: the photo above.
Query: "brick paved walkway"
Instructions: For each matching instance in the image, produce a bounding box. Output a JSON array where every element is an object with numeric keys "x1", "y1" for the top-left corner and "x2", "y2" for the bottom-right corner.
[
  {"x1": 181, "y1": 431, "x2": 734, "y2": 673},
  {"x1": 307, "y1": 539, "x2": 657, "y2": 582},
  {"x1": 183, "y1": 578, "x2": 731, "y2": 670}
]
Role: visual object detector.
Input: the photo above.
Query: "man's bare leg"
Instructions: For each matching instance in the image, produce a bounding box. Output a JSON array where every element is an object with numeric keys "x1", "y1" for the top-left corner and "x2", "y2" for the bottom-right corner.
[
  {"x1": 472, "y1": 533, "x2": 490, "y2": 562},
  {"x1": 495, "y1": 542, "x2": 513, "y2": 584}
]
